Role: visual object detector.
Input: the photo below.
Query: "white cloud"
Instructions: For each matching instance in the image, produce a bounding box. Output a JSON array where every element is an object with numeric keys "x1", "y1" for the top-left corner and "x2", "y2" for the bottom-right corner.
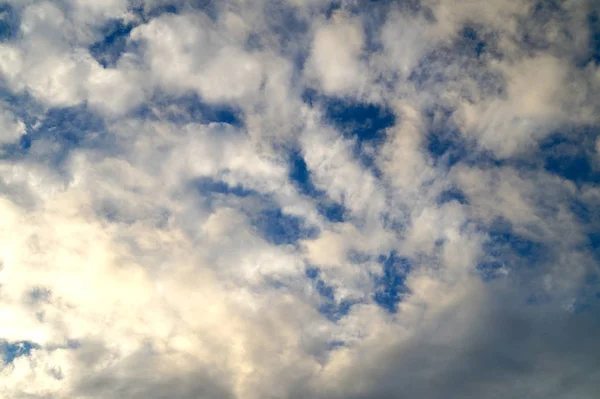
[
  {"x1": 453, "y1": 55, "x2": 585, "y2": 157},
  {"x1": 306, "y1": 15, "x2": 367, "y2": 96},
  {"x1": 86, "y1": 58, "x2": 146, "y2": 116},
  {"x1": 0, "y1": 0, "x2": 599, "y2": 398},
  {"x1": 130, "y1": 12, "x2": 264, "y2": 103},
  {"x1": 0, "y1": 107, "x2": 26, "y2": 145},
  {"x1": 379, "y1": 13, "x2": 435, "y2": 78}
]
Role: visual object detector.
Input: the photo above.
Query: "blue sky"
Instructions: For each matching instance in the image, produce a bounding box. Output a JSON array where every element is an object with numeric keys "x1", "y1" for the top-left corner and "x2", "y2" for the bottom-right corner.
[{"x1": 0, "y1": 0, "x2": 599, "y2": 398}]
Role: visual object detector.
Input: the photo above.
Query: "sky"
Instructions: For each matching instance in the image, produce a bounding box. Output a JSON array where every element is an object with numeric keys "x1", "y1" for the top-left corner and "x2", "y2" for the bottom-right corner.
[{"x1": 0, "y1": 0, "x2": 600, "y2": 398}]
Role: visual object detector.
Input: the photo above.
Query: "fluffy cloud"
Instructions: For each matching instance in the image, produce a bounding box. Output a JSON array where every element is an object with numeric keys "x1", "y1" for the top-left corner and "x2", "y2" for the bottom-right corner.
[
  {"x1": 0, "y1": 107, "x2": 25, "y2": 144},
  {"x1": 306, "y1": 14, "x2": 367, "y2": 95},
  {"x1": 0, "y1": 0, "x2": 599, "y2": 398}
]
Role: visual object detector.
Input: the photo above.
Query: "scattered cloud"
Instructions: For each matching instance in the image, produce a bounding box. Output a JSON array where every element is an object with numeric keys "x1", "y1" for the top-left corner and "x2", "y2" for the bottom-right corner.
[{"x1": 0, "y1": 0, "x2": 599, "y2": 398}]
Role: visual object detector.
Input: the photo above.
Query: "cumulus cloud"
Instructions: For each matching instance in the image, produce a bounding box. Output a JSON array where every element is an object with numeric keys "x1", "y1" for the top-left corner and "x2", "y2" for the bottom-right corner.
[
  {"x1": 0, "y1": 0, "x2": 599, "y2": 398},
  {"x1": 0, "y1": 107, "x2": 25, "y2": 144},
  {"x1": 306, "y1": 14, "x2": 366, "y2": 95}
]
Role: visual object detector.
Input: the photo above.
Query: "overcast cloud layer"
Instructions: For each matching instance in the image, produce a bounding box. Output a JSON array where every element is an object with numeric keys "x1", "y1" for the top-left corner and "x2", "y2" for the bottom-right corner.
[{"x1": 1, "y1": 0, "x2": 600, "y2": 398}]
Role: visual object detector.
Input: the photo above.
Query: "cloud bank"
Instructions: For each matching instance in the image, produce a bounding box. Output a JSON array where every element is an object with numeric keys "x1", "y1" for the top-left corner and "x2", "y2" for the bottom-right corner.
[{"x1": 1, "y1": 0, "x2": 599, "y2": 398}]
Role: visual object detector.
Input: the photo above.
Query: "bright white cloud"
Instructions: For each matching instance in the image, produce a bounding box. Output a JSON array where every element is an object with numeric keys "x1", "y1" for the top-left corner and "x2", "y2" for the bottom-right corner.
[{"x1": 306, "y1": 15, "x2": 367, "y2": 96}]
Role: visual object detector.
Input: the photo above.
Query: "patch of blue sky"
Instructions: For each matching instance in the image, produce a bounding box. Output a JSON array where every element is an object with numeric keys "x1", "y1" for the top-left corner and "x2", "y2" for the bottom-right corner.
[
  {"x1": 251, "y1": 208, "x2": 319, "y2": 246},
  {"x1": 425, "y1": 127, "x2": 469, "y2": 168},
  {"x1": 589, "y1": 232, "x2": 600, "y2": 250},
  {"x1": 142, "y1": 0, "x2": 218, "y2": 22},
  {"x1": 477, "y1": 218, "x2": 547, "y2": 281},
  {"x1": 288, "y1": 150, "x2": 346, "y2": 223},
  {"x1": 588, "y1": 231, "x2": 600, "y2": 265},
  {"x1": 424, "y1": 106, "x2": 493, "y2": 168},
  {"x1": 89, "y1": 19, "x2": 135, "y2": 68},
  {"x1": 136, "y1": 92, "x2": 243, "y2": 127},
  {"x1": 423, "y1": 105, "x2": 514, "y2": 171},
  {"x1": 191, "y1": 176, "x2": 318, "y2": 245},
  {"x1": 0, "y1": 3, "x2": 19, "y2": 42},
  {"x1": 323, "y1": 98, "x2": 395, "y2": 143},
  {"x1": 373, "y1": 251, "x2": 411, "y2": 313},
  {"x1": 305, "y1": 266, "x2": 319, "y2": 280},
  {"x1": 0, "y1": 133, "x2": 31, "y2": 160},
  {"x1": 459, "y1": 22, "x2": 506, "y2": 61},
  {"x1": 189, "y1": 176, "x2": 259, "y2": 212},
  {"x1": 0, "y1": 86, "x2": 44, "y2": 129},
  {"x1": 365, "y1": 0, "x2": 437, "y2": 59},
  {"x1": 244, "y1": 32, "x2": 263, "y2": 52},
  {"x1": 341, "y1": 0, "x2": 423, "y2": 19},
  {"x1": 317, "y1": 201, "x2": 346, "y2": 224},
  {"x1": 30, "y1": 105, "x2": 112, "y2": 162},
  {"x1": 318, "y1": 300, "x2": 353, "y2": 322},
  {"x1": 327, "y1": 340, "x2": 345, "y2": 350},
  {"x1": 302, "y1": 90, "x2": 394, "y2": 178},
  {"x1": 193, "y1": 177, "x2": 255, "y2": 198},
  {"x1": 488, "y1": 231, "x2": 543, "y2": 259},
  {"x1": 427, "y1": 124, "x2": 600, "y2": 199},
  {"x1": 262, "y1": 2, "x2": 310, "y2": 53},
  {"x1": 408, "y1": 51, "x2": 448, "y2": 92},
  {"x1": 530, "y1": 130, "x2": 600, "y2": 262},
  {"x1": 381, "y1": 210, "x2": 410, "y2": 235},
  {"x1": 587, "y1": 10, "x2": 600, "y2": 65},
  {"x1": 569, "y1": 198, "x2": 598, "y2": 226},
  {"x1": 0, "y1": 104, "x2": 114, "y2": 169},
  {"x1": 33, "y1": 105, "x2": 106, "y2": 146},
  {"x1": 146, "y1": 3, "x2": 178, "y2": 18},
  {"x1": 538, "y1": 131, "x2": 600, "y2": 186},
  {"x1": 348, "y1": 249, "x2": 373, "y2": 265},
  {"x1": 437, "y1": 187, "x2": 469, "y2": 205},
  {"x1": 324, "y1": 1, "x2": 341, "y2": 19},
  {"x1": 460, "y1": 25, "x2": 490, "y2": 59},
  {"x1": 409, "y1": 29, "x2": 505, "y2": 96},
  {"x1": 316, "y1": 278, "x2": 334, "y2": 300},
  {"x1": 522, "y1": 1, "x2": 600, "y2": 69},
  {"x1": 336, "y1": 1, "x2": 394, "y2": 54},
  {"x1": 1, "y1": 340, "x2": 39, "y2": 364},
  {"x1": 475, "y1": 260, "x2": 506, "y2": 281},
  {"x1": 519, "y1": 1, "x2": 565, "y2": 52},
  {"x1": 305, "y1": 266, "x2": 355, "y2": 321}
]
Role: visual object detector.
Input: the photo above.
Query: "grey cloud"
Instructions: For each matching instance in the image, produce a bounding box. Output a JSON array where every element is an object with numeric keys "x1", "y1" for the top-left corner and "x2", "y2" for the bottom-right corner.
[
  {"x1": 74, "y1": 347, "x2": 234, "y2": 399},
  {"x1": 300, "y1": 286, "x2": 600, "y2": 399}
]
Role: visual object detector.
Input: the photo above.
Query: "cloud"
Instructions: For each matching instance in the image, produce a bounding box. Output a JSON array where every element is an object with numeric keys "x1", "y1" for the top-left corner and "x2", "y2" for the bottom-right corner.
[
  {"x1": 0, "y1": 106, "x2": 25, "y2": 144},
  {"x1": 305, "y1": 284, "x2": 600, "y2": 399},
  {"x1": 129, "y1": 11, "x2": 263, "y2": 103},
  {"x1": 306, "y1": 14, "x2": 366, "y2": 96},
  {"x1": 0, "y1": 0, "x2": 599, "y2": 398}
]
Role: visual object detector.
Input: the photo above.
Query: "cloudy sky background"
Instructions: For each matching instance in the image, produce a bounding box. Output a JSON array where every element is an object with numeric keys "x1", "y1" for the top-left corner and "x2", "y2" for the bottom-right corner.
[{"x1": 1, "y1": 0, "x2": 600, "y2": 397}]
